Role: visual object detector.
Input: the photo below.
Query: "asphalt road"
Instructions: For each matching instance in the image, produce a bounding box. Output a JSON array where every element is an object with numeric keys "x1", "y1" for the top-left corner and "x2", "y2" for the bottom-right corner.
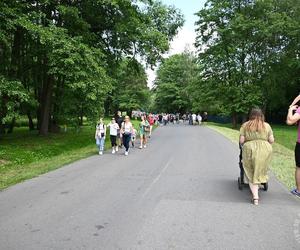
[{"x1": 1, "y1": 124, "x2": 300, "y2": 250}]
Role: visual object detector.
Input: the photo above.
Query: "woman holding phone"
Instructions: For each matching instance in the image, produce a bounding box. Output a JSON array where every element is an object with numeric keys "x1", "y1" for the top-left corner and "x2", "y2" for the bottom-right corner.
[{"x1": 287, "y1": 94, "x2": 300, "y2": 196}]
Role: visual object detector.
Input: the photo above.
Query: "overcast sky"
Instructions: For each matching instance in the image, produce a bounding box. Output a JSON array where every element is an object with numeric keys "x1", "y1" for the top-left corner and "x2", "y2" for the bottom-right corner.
[{"x1": 146, "y1": 0, "x2": 206, "y2": 87}]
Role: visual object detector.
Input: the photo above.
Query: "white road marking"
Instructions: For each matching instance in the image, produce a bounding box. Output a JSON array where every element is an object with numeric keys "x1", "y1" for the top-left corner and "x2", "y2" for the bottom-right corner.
[{"x1": 141, "y1": 158, "x2": 172, "y2": 199}]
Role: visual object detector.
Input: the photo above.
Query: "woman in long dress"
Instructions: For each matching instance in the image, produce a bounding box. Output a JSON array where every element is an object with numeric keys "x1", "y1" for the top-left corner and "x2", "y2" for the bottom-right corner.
[{"x1": 239, "y1": 108, "x2": 274, "y2": 205}]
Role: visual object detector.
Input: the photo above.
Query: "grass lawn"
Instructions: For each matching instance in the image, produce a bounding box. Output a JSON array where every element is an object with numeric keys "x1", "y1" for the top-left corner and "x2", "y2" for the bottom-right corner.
[
  {"x1": 0, "y1": 119, "x2": 142, "y2": 190},
  {"x1": 207, "y1": 122, "x2": 298, "y2": 190}
]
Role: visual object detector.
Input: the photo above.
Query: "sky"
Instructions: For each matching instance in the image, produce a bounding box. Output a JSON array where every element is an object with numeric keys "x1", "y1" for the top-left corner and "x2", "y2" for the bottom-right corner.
[{"x1": 146, "y1": 0, "x2": 206, "y2": 87}]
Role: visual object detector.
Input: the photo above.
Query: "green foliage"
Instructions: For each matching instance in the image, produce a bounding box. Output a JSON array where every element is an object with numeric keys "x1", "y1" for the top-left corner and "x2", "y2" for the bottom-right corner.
[
  {"x1": 0, "y1": 0, "x2": 183, "y2": 134},
  {"x1": 0, "y1": 76, "x2": 30, "y2": 124},
  {"x1": 193, "y1": 0, "x2": 300, "y2": 124},
  {"x1": 111, "y1": 59, "x2": 150, "y2": 113},
  {"x1": 154, "y1": 52, "x2": 197, "y2": 113}
]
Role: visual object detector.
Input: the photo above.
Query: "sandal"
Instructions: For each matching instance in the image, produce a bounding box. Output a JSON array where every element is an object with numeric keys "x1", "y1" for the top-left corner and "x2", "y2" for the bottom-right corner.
[{"x1": 252, "y1": 198, "x2": 259, "y2": 206}]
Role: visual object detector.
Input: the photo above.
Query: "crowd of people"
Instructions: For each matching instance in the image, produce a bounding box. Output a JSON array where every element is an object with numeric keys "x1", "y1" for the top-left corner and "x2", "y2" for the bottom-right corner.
[
  {"x1": 94, "y1": 111, "x2": 207, "y2": 156},
  {"x1": 95, "y1": 111, "x2": 155, "y2": 156}
]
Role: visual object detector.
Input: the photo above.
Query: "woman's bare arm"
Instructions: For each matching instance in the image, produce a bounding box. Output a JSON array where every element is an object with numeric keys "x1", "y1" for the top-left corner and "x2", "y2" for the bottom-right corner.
[
  {"x1": 268, "y1": 135, "x2": 275, "y2": 144},
  {"x1": 287, "y1": 106, "x2": 300, "y2": 125},
  {"x1": 290, "y1": 94, "x2": 300, "y2": 107},
  {"x1": 239, "y1": 135, "x2": 245, "y2": 145}
]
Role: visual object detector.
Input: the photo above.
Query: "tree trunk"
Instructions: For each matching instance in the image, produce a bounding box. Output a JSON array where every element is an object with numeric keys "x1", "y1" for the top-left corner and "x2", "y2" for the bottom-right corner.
[
  {"x1": 39, "y1": 75, "x2": 54, "y2": 136},
  {"x1": 0, "y1": 123, "x2": 6, "y2": 135},
  {"x1": 232, "y1": 112, "x2": 238, "y2": 129},
  {"x1": 27, "y1": 112, "x2": 35, "y2": 130},
  {"x1": 7, "y1": 117, "x2": 16, "y2": 134}
]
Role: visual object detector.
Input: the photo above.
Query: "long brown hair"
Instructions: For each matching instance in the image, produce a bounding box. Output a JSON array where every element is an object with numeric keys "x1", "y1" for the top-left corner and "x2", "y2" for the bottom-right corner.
[{"x1": 244, "y1": 108, "x2": 266, "y2": 132}]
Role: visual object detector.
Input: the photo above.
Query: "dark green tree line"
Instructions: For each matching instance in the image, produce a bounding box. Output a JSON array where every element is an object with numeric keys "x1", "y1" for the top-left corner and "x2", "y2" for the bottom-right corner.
[
  {"x1": 194, "y1": 0, "x2": 300, "y2": 126},
  {"x1": 0, "y1": 0, "x2": 184, "y2": 135},
  {"x1": 153, "y1": 52, "x2": 197, "y2": 113}
]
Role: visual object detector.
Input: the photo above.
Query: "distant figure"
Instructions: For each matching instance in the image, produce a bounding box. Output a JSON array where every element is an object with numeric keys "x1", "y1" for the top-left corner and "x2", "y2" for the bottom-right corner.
[
  {"x1": 107, "y1": 118, "x2": 119, "y2": 154},
  {"x1": 197, "y1": 114, "x2": 202, "y2": 125},
  {"x1": 95, "y1": 118, "x2": 106, "y2": 155},
  {"x1": 239, "y1": 108, "x2": 274, "y2": 205},
  {"x1": 115, "y1": 111, "x2": 123, "y2": 151},
  {"x1": 202, "y1": 112, "x2": 208, "y2": 122},
  {"x1": 120, "y1": 116, "x2": 133, "y2": 156},
  {"x1": 158, "y1": 114, "x2": 163, "y2": 125},
  {"x1": 163, "y1": 114, "x2": 168, "y2": 126},
  {"x1": 286, "y1": 94, "x2": 300, "y2": 197},
  {"x1": 192, "y1": 113, "x2": 197, "y2": 125},
  {"x1": 139, "y1": 115, "x2": 150, "y2": 149},
  {"x1": 188, "y1": 114, "x2": 193, "y2": 125},
  {"x1": 131, "y1": 127, "x2": 137, "y2": 148},
  {"x1": 148, "y1": 114, "x2": 154, "y2": 138}
]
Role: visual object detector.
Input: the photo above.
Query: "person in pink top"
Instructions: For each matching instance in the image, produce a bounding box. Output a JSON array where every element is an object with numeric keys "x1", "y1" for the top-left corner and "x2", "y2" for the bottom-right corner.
[
  {"x1": 148, "y1": 114, "x2": 154, "y2": 138},
  {"x1": 287, "y1": 94, "x2": 300, "y2": 196}
]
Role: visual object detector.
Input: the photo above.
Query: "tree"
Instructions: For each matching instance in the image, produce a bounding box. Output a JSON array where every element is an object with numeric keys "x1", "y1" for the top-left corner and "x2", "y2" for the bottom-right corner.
[
  {"x1": 0, "y1": 0, "x2": 184, "y2": 135},
  {"x1": 194, "y1": 0, "x2": 300, "y2": 126},
  {"x1": 154, "y1": 52, "x2": 197, "y2": 113}
]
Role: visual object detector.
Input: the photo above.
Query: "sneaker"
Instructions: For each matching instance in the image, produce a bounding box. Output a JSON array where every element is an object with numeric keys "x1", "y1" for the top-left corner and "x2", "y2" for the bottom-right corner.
[
  {"x1": 144, "y1": 145, "x2": 147, "y2": 148},
  {"x1": 116, "y1": 146, "x2": 119, "y2": 152},
  {"x1": 112, "y1": 149, "x2": 116, "y2": 154},
  {"x1": 139, "y1": 145, "x2": 143, "y2": 149},
  {"x1": 99, "y1": 151, "x2": 103, "y2": 155},
  {"x1": 291, "y1": 188, "x2": 300, "y2": 197},
  {"x1": 125, "y1": 151, "x2": 129, "y2": 156}
]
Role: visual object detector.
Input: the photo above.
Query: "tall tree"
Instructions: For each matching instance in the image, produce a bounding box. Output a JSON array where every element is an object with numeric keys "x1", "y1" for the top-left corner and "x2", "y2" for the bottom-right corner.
[{"x1": 154, "y1": 52, "x2": 197, "y2": 113}]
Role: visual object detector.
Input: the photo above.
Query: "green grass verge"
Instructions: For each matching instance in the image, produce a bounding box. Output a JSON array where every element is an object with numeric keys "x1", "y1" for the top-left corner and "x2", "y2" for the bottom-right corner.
[
  {"x1": 0, "y1": 119, "x2": 142, "y2": 190},
  {"x1": 207, "y1": 123, "x2": 297, "y2": 190}
]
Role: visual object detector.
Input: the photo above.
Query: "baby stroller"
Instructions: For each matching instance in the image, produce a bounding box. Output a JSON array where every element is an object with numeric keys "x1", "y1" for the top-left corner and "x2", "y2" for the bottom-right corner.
[{"x1": 238, "y1": 144, "x2": 268, "y2": 191}]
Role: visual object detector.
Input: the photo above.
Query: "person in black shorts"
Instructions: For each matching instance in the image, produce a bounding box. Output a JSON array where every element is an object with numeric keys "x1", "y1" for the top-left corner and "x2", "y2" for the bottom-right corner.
[
  {"x1": 115, "y1": 111, "x2": 123, "y2": 151},
  {"x1": 287, "y1": 94, "x2": 300, "y2": 196}
]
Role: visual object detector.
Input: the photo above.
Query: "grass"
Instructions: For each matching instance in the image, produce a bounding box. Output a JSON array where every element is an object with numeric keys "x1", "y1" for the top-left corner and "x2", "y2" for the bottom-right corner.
[
  {"x1": 0, "y1": 119, "x2": 142, "y2": 190},
  {"x1": 207, "y1": 122, "x2": 298, "y2": 189}
]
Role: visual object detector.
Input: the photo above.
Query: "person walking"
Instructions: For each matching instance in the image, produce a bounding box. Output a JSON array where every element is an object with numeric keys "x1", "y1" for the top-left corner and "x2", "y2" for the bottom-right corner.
[
  {"x1": 192, "y1": 113, "x2": 197, "y2": 125},
  {"x1": 139, "y1": 115, "x2": 150, "y2": 149},
  {"x1": 107, "y1": 118, "x2": 119, "y2": 154},
  {"x1": 239, "y1": 108, "x2": 274, "y2": 205},
  {"x1": 115, "y1": 111, "x2": 123, "y2": 151},
  {"x1": 197, "y1": 114, "x2": 202, "y2": 125},
  {"x1": 286, "y1": 94, "x2": 300, "y2": 196},
  {"x1": 120, "y1": 116, "x2": 134, "y2": 156},
  {"x1": 95, "y1": 118, "x2": 106, "y2": 155},
  {"x1": 131, "y1": 126, "x2": 137, "y2": 148},
  {"x1": 148, "y1": 113, "x2": 154, "y2": 138}
]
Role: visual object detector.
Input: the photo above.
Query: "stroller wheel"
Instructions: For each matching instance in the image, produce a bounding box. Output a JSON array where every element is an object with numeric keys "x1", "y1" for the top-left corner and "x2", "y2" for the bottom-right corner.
[
  {"x1": 238, "y1": 177, "x2": 243, "y2": 190},
  {"x1": 263, "y1": 182, "x2": 268, "y2": 191}
]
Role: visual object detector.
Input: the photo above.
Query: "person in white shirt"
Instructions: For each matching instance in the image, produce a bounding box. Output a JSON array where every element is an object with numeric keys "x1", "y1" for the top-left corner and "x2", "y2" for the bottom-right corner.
[
  {"x1": 107, "y1": 118, "x2": 120, "y2": 154},
  {"x1": 95, "y1": 118, "x2": 106, "y2": 155},
  {"x1": 197, "y1": 114, "x2": 202, "y2": 125},
  {"x1": 192, "y1": 113, "x2": 197, "y2": 125},
  {"x1": 121, "y1": 116, "x2": 134, "y2": 156}
]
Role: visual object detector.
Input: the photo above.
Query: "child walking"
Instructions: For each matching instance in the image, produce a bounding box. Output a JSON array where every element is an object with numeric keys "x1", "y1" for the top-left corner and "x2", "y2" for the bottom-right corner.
[
  {"x1": 107, "y1": 118, "x2": 119, "y2": 154},
  {"x1": 95, "y1": 118, "x2": 106, "y2": 155},
  {"x1": 131, "y1": 127, "x2": 137, "y2": 148},
  {"x1": 139, "y1": 115, "x2": 150, "y2": 149}
]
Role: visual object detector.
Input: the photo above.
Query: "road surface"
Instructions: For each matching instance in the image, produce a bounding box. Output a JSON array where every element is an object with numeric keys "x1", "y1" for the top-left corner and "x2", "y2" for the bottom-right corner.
[{"x1": 0, "y1": 124, "x2": 300, "y2": 250}]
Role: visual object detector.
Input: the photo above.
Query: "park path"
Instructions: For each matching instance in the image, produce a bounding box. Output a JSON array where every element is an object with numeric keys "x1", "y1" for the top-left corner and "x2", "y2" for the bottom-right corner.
[{"x1": 0, "y1": 124, "x2": 299, "y2": 250}]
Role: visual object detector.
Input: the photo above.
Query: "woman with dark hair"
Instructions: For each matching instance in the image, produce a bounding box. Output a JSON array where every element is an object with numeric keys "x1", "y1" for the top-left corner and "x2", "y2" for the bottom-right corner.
[{"x1": 239, "y1": 108, "x2": 274, "y2": 205}]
